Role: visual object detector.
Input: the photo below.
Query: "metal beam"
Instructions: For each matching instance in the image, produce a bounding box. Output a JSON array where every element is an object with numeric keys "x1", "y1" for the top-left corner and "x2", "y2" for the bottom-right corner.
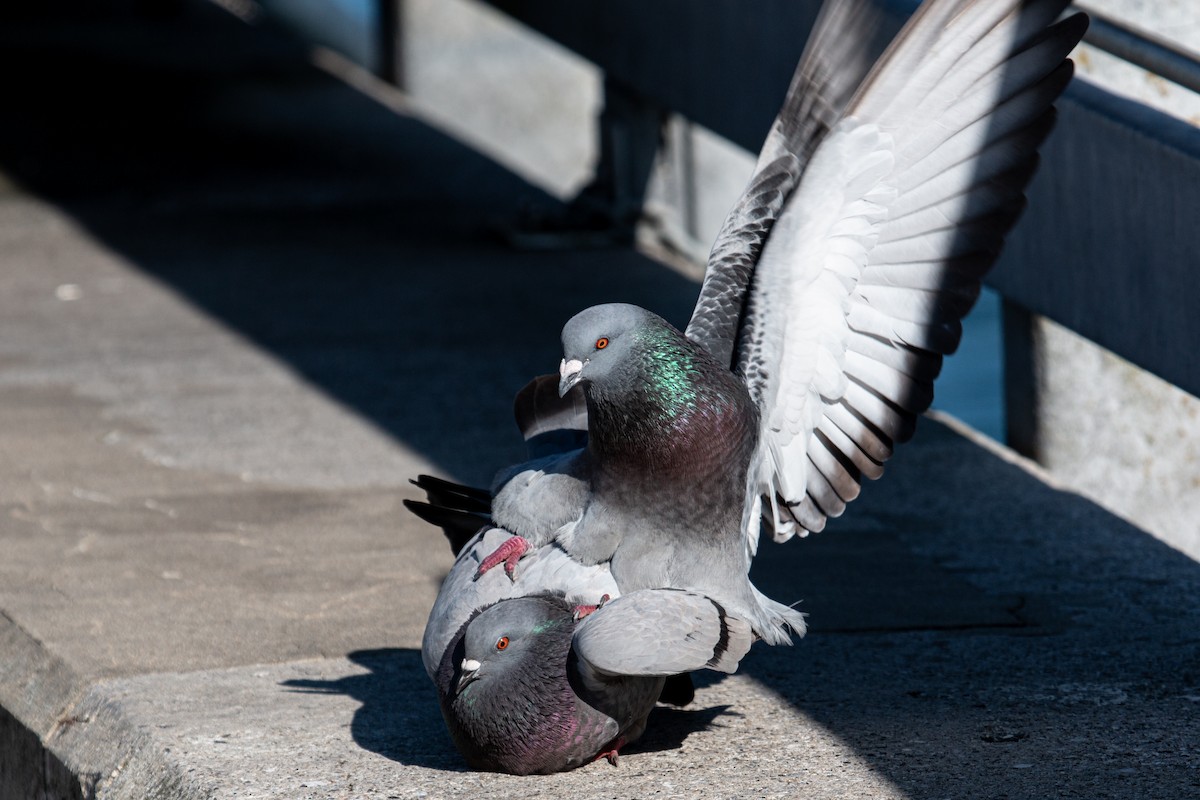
[{"x1": 992, "y1": 78, "x2": 1200, "y2": 399}]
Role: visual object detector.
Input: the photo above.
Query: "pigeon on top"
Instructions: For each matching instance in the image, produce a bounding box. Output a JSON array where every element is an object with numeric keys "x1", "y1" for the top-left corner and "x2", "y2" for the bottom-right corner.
[
  {"x1": 418, "y1": 523, "x2": 752, "y2": 774},
  {"x1": 478, "y1": 0, "x2": 1089, "y2": 643}
]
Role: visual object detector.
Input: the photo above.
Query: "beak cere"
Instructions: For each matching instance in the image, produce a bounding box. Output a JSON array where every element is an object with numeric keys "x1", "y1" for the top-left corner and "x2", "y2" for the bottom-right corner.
[
  {"x1": 559, "y1": 358, "x2": 584, "y2": 397},
  {"x1": 457, "y1": 658, "x2": 482, "y2": 692}
]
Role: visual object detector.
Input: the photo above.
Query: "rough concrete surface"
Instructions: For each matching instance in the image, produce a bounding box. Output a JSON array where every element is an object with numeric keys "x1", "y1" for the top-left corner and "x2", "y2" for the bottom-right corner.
[{"x1": 0, "y1": 2, "x2": 1198, "y2": 799}]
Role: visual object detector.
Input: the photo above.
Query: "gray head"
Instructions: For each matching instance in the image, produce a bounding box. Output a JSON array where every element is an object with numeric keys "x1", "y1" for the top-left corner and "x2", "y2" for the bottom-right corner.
[
  {"x1": 557, "y1": 303, "x2": 665, "y2": 397},
  {"x1": 555, "y1": 302, "x2": 755, "y2": 477},
  {"x1": 436, "y1": 595, "x2": 585, "y2": 774},
  {"x1": 456, "y1": 596, "x2": 572, "y2": 695}
]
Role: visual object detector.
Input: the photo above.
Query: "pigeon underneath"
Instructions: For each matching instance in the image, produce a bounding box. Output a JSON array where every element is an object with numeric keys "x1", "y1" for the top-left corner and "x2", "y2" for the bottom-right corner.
[
  {"x1": 436, "y1": 593, "x2": 659, "y2": 774},
  {"x1": 421, "y1": 527, "x2": 751, "y2": 774}
]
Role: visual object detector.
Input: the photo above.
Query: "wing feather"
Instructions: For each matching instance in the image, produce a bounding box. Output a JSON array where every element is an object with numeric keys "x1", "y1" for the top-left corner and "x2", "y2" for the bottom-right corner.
[
  {"x1": 686, "y1": 0, "x2": 894, "y2": 365},
  {"x1": 823, "y1": 399, "x2": 893, "y2": 463},
  {"x1": 844, "y1": 349, "x2": 935, "y2": 410},
  {"x1": 731, "y1": 0, "x2": 1086, "y2": 551},
  {"x1": 842, "y1": 377, "x2": 918, "y2": 442},
  {"x1": 846, "y1": 332, "x2": 944, "y2": 381},
  {"x1": 815, "y1": 422, "x2": 884, "y2": 480},
  {"x1": 811, "y1": 437, "x2": 863, "y2": 500},
  {"x1": 573, "y1": 589, "x2": 754, "y2": 675},
  {"x1": 846, "y1": 301, "x2": 962, "y2": 352}
]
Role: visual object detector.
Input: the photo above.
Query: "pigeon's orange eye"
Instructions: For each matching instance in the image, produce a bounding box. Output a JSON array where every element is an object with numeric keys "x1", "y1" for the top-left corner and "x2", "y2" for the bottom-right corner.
[
  {"x1": 595, "y1": 337, "x2": 609, "y2": 350},
  {"x1": 495, "y1": 637, "x2": 509, "y2": 651}
]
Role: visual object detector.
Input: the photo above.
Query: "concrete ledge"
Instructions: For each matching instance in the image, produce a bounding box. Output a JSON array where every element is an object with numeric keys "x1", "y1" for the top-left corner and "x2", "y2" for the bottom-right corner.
[{"x1": 0, "y1": 613, "x2": 91, "y2": 800}]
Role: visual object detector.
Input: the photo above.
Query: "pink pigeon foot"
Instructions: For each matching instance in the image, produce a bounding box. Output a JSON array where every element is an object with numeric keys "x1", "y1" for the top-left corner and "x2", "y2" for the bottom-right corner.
[
  {"x1": 572, "y1": 594, "x2": 611, "y2": 621},
  {"x1": 473, "y1": 535, "x2": 530, "y2": 581},
  {"x1": 594, "y1": 736, "x2": 626, "y2": 767}
]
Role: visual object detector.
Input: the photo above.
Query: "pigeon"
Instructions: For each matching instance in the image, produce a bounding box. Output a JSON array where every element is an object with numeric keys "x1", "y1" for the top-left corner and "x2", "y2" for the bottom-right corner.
[
  {"x1": 418, "y1": 524, "x2": 752, "y2": 774},
  {"x1": 475, "y1": 0, "x2": 1089, "y2": 645}
]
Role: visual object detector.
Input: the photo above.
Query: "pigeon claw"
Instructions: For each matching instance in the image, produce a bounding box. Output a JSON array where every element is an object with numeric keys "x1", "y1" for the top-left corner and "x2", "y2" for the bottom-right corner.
[
  {"x1": 473, "y1": 536, "x2": 530, "y2": 582},
  {"x1": 572, "y1": 593, "x2": 611, "y2": 621},
  {"x1": 594, "y1": 736, "x2": 626, "y2": 767}
]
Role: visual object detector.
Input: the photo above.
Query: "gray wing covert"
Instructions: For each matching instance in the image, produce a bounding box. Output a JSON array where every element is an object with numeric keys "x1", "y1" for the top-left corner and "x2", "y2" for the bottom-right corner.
[
  {"x1": 490, "y1": 447, "x2": 591, "y2": 548},
  {"x1": 573, "y1": 589, "x2": 754, "y2": 676}
]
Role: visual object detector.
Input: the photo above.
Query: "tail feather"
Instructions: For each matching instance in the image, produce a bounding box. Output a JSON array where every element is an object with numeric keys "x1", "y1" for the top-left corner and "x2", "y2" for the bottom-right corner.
[
  {"x1": 513, "y1": 374, "x2": 589, "y2": 459},
  {"x1": 410, "y1": 475, "x2": 491, "y2": 514},
  {"x1": 514, "y1": 374, "x2": 588, "y2": 442},
  {"x1": 752, "y1": 585, "x2": 808, "y2": 646},
  {"x1": 406, "y1": 475, "x2": 493, "y2": 556},
  {"x1": 403, "y1": 499, "x2": 488, "y2": 557}
]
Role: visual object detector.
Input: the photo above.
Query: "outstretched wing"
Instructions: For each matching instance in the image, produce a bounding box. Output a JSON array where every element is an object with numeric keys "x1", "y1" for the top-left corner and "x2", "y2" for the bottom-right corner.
[
  {"x1": 573, "y1": 589, "x2": 754, "y2": 676},
  {"x1": 686, "y1": 0, "x2": 894, "y2": 368},
  {"x1": 727, "y1": 0, "x2": 1087, "y2": 553}
]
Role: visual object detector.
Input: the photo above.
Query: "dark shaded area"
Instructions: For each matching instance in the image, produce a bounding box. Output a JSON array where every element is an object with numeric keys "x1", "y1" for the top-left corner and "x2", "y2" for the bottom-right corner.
[
  {"x1": 487, "y1": 0, "x2": 824, "y2": 151},
  {"x1": 3, "y1": 3, "x2": 1199, "y2": 798},
  {"x1": 0, "y1": 704, "x2": 87, "y2": 800},
  {"x1": 282, "y1": 649, "x2": 732, "y2": 770},
  {"x1": 742, "y1": 420, "x2": 1200, "y2": 798},
  {"x1": 625, "y1": 704, "x2": 738, "y2": 756},
  {"x1": 282, "y1": 648, "x2": 466, "y2": 769},
  {"x1": 0, "y1": 0, "x2": 697, "y2": 485}
]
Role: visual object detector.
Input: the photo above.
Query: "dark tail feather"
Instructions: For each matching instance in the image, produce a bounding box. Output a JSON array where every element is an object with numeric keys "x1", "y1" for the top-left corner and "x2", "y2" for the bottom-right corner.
[
  {"x1": 410, "y1": 475, "x2": 491, "y2": 514},
  {"x1": 403, "y1": 499, "x2": 489, "y2": 557},
  {"x1": 406, "y1": 475, "x2": 493, "y2": 556}
]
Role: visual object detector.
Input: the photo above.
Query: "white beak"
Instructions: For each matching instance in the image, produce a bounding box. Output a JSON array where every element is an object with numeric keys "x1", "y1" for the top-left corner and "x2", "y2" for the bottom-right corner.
[
  {"x1": 559, "y1": 358, "x2": 584, "y2": 397},
  {"x1": 457, "y1": 658, "x2": 482, "y2": 692}
]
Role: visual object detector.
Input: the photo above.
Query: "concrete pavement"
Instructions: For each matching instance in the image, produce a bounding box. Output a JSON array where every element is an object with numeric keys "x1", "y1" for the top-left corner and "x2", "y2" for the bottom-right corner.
[{"x1": 1, "y1": 2, "x2": 1197, "y2": 798}]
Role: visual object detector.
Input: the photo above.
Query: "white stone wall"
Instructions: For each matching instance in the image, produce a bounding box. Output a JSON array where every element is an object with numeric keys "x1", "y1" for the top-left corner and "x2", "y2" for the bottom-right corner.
[{"x1": 1031, "y1": 319, "x2": 1200, "y2": 559}]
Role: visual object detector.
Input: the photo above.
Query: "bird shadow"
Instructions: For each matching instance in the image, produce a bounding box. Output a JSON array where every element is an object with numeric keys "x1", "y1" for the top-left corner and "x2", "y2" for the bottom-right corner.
[
  {"x1": 280, "y1": 648, "x2": 733, "y2": 769},
  {"x1": 280, "y1": 648, "x2": 466, "y2": 770},
  {"x1": 625, "y1": 703, "x2": 740, "y2": 756}
]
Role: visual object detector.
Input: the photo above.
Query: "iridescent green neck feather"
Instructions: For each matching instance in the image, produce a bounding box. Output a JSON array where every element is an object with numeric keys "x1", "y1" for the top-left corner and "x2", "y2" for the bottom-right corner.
[{"x1": 585, "y1": 321, "x2": 756, "y2": 479}]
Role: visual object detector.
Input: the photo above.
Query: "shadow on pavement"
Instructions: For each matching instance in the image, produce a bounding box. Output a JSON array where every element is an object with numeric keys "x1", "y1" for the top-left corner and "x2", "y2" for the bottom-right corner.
[
  {"x1": 281, "y1": 647, "x2": 734, "y2": 769},
  {"x1": 0, "y1": 0, "x2": 698, "y2": 489},
  {"x1": 2, "y1": 2, "x2": 1198, "y2": 797},
  {"x1": 281, "y1": 648, "x2": 467, "y2": 770},
  {"x1": 739, "y1": 419, "x2": 1200, "y2": 798},
  {"x1": 626, "y1": 703, "x2": 739, "y2": 757}
]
